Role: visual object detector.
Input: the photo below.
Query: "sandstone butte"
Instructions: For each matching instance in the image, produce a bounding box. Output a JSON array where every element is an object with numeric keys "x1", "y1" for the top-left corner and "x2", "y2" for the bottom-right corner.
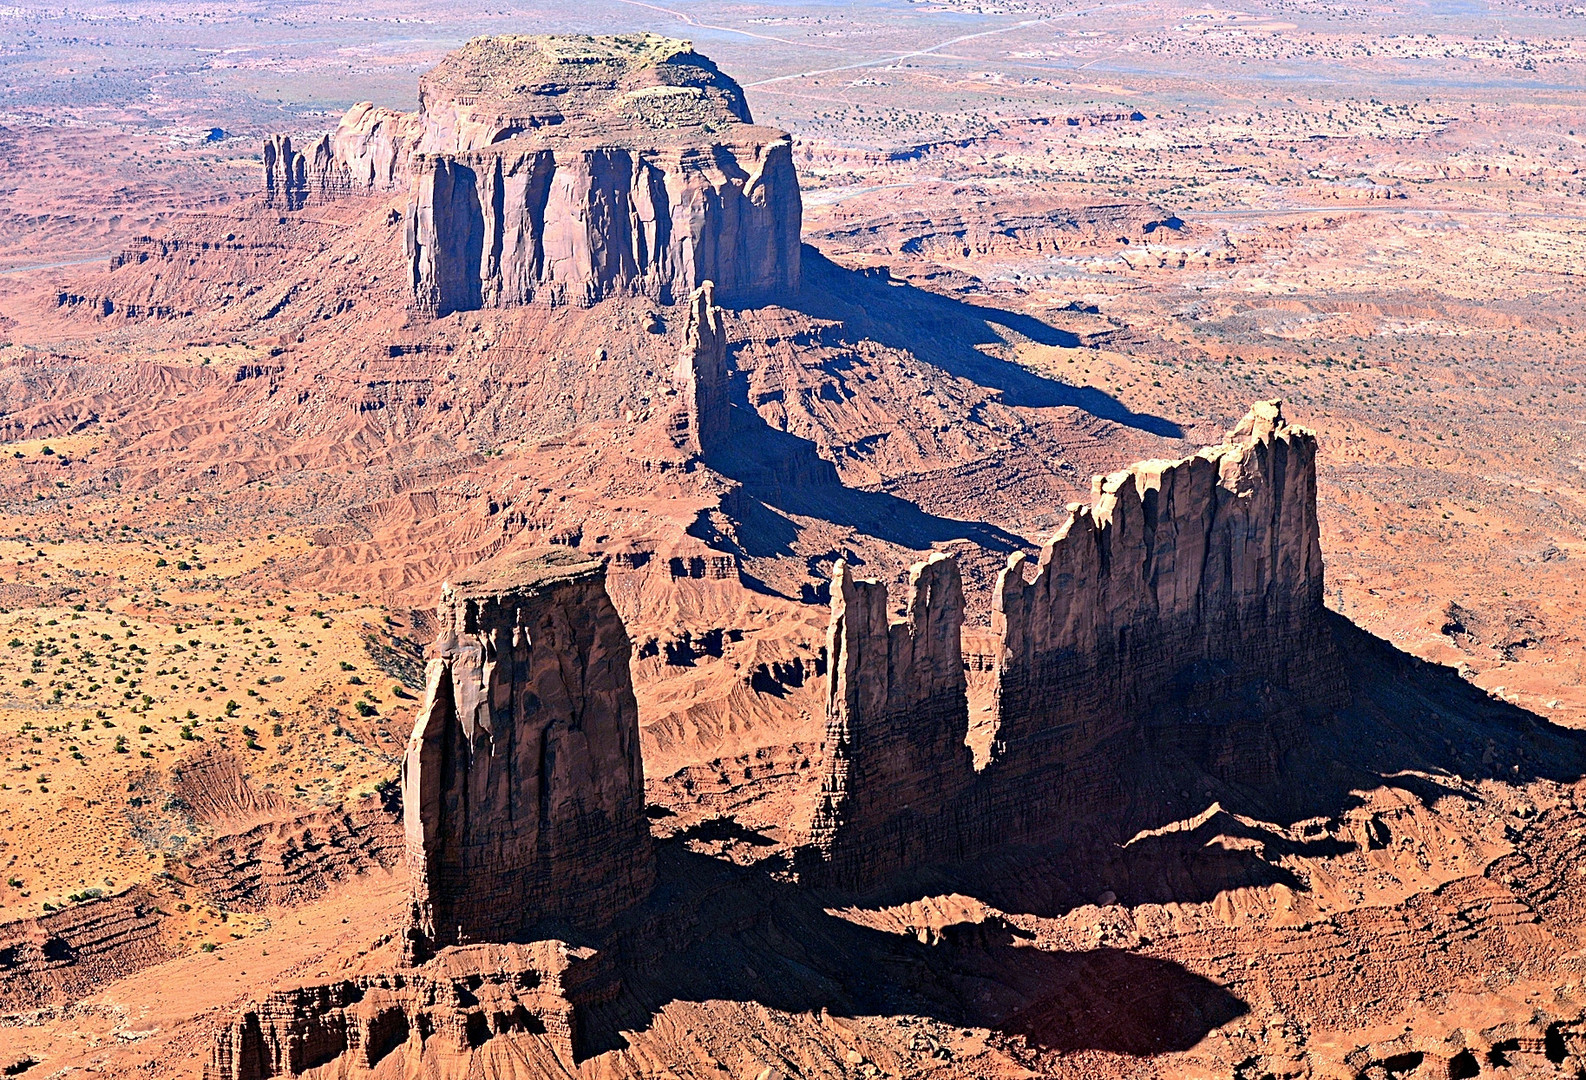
[
  {"x1": 264, "y1": 33, "x2": 802, "y2": 313},
  {"x1": 807, "y1": 400, "x2": 1344, "y2": 887},
  {"x1": 400, "y1": 545, "x2": 654, "y2": 962},
  {"x1": 203, "y1": 401, "x2": 1334, "y2": 1078}
]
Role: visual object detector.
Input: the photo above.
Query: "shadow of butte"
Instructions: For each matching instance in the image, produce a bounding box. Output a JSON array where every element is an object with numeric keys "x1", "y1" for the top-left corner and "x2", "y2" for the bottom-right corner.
[
  {"x1": 768, "y1": 248, "x2": 1184, "y2": 439},
  {"x1": 577, "y1": 840, "x2": 1246, "y2": 1063}
]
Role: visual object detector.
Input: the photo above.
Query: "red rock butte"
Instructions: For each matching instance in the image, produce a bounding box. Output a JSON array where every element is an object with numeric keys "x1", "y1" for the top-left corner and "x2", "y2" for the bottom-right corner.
[
  {"x1": 401, "y1": 547, "x2": 654, "y2": 960},
  {"x1": 263, "y1": 33, "x2": 803, "y2": 313},
  {"x1": 806, "y1": 400, "x2": 1346, "y2": 886}
]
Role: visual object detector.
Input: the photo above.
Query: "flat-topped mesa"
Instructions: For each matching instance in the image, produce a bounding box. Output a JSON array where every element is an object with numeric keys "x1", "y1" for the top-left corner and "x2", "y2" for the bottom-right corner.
[
  {"x1": 403, "y1": 35, "x2": 801, "y2": 313},
  {"x1": 262, "y1": 34, "x2": 802, "y2": 311},
  {"x1": 807, "y1": 555, "x2": 981, "y2": 888},
  {"x1": 400, "y1": 548, "x2": 654, "y2": 962},
  {"x1": 413, "y1": 32, "x2": 753, "y2": 151},
  {"x1": 802, "y1": 402, "x2": 1348, "y2": 888}
]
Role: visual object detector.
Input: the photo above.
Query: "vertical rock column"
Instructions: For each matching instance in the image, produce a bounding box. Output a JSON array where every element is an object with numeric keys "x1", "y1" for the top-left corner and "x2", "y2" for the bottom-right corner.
[
  {"x1": 806, "y1": 554, "x2": 980, "y2": 888},
  {"x1": 262, "y1": 133, "x2": 353, "y2": 209},
  {"x1": 404, "y1": 155, "x2": 485, "y2": 317},
  {"x1": 400, "y1": 550, "x2": 655, "y2": 961},
  {"x1": 671, "y1": 280, "x2": 730, "y2": 458},
  {"x1": 262, "y1": 135, "x2": 307, "y2": 211}
]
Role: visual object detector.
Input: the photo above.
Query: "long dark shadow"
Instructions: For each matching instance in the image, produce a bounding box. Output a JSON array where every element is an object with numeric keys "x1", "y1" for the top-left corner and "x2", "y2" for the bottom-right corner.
[
  {"x1": 699, "y1": 398, "x2": 1027, "y2": 560},
  {"x1": 772, "y1": 248, "x2": 1184, "y2": 439},
  {"x1": 577, "y1": 837, "x2": 1246, "y2": 1062},
  {"x1": 796, "y1": 612, "x2": 1586, "y2": 921}
]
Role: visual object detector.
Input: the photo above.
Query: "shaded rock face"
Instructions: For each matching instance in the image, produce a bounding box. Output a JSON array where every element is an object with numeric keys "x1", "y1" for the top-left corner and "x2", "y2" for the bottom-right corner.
[
  {"x1": 806, "y1": 402, "x2": 1348, "y2": 888},
  {"x1": 263, "y1": 135, "x2": 329, "y2": 211},
  {"x1": 264, "y1": 34, "x2": 802, "y2": 311},
  {"x1": 984, "y1": 399, "x2": 1342, "y2": 846},
  {"x1": 205, "y1": 942, "x2": 609, "y2": 1080},
  {"x1": 401, "y1": 549, "x2": 654, "y2": 960},
  {"x1": 809, "y1": 554, "x2": 980, "y2": 881}
]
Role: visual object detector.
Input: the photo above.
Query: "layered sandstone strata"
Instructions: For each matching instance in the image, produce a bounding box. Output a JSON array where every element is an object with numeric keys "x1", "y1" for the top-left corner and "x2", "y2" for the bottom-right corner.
[
  {"x1": 264, "y1": 34, "x2": 802, "y2": 311},
  {"x1": 804, "y1": 401, "x2": 1348, "y2": 887},
  {"x1": 205, "y1": 942, "x2": 607, "y2": 1080},
  {"x1": 401, "y1": 548, "x2": 654, "y2": 960}
]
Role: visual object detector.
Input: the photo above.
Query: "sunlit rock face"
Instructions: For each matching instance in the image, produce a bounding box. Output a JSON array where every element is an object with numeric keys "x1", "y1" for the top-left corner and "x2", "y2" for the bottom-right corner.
[
  {"x1": 265, "y1": 34, "x2": 802, "y2": 313},
  {"x1": 400, "y1": 548, "x2": 655, "y2": 961}
]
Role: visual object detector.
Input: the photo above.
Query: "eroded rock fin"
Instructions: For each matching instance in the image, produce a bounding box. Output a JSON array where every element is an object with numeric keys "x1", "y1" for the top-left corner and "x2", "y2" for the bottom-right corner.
[{"x1": 806, "y1": 401, "x2": 1348, "y2": 887}]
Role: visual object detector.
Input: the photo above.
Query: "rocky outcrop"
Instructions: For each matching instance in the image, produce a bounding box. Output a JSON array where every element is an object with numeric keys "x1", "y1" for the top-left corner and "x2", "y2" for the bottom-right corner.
[
  {"x1": 0, "y1": 887, "x2": 172, "y2": 1011},
  {"x1": 263, "y1": 134, "x2": 311, "y2": 210},
  {"x1": 401, "y1": 548, "x2": 654, "y2": 961},
  {"x1": 670, "y1": 281, "x2": 730, "y2": 456},
  {"x1": 262, "y1": 133, "x2": 367, "y2": 210},
  {"x1": 262, "y1": 108, "x2": 422, "y2": 209},
  {"x1": 183, "y1": 800, "x2": 404, "y2": 913},
  {"x1": 329, "y1": 102, "x2": 425, "y2": 193},
  {"x1": 984, "y1": 399, "x2": 1341, "y2": 845},
  {"x1": 205, "y1": 941, "x2": 610, "y2": 1080},
  {"x1": 808, "y1": 555, "x2": 980, "y2": 887},
  {"x1": 264, "y1": 34, "x2": 802, "y2": 311},
  {"x1": 204, "y1": 548, "x2": 654, "y2": 1075},
  {"x1": 802, "y1": 402, "x2": 1348, "y2": 887}
]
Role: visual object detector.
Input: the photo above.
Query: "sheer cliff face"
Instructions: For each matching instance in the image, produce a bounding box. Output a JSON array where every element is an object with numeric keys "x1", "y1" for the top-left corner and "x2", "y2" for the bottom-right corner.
[
  {"x1": 404, "y1": 136, "x2": 800, "y2": 313},
  {"x1": 264, "y1": 33, "x2": 802, "y2": 311},
  {"x1": 804, "y1": 402, "x2": 1348, "y2": 887},
  {"x1": 986, "y1": 399, "x2": 1339, "y2": 841},
  {"x1": 400, "y1": 550, "x2": 654, "y2": 960},
  {"x1": 809, "y1": 555, "x2": 979, "y2": 888}
]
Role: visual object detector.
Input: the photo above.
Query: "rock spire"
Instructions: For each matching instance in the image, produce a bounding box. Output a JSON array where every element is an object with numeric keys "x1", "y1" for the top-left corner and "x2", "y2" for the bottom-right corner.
[{"x1": 400, "y1": 548, "x2": 654, "y2": 960}]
